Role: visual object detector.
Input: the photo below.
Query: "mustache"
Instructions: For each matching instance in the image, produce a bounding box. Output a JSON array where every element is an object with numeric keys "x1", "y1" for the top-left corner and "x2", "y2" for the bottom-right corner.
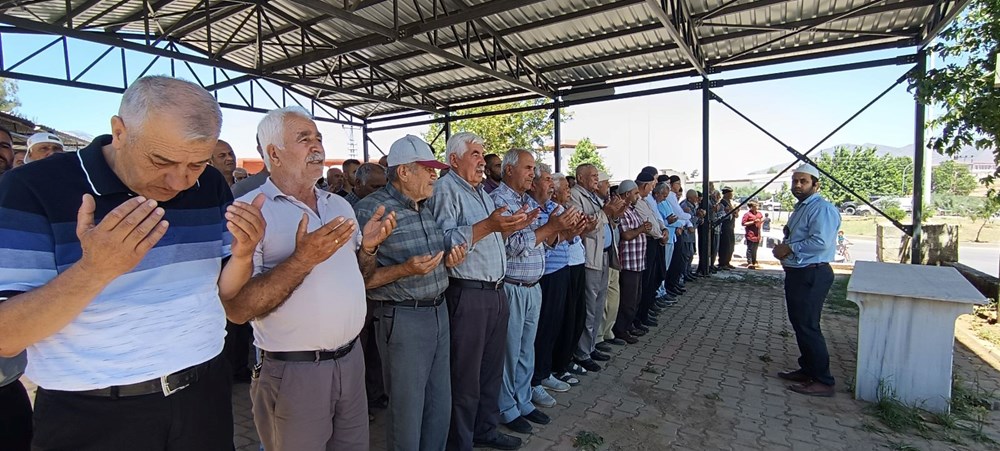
[{"x1": 306, "y1": 153, "x2": 325, "y2": 163}]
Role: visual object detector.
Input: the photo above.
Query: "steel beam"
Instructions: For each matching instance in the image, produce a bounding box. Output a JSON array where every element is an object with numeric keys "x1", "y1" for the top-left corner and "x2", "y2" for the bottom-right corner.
[
  {"x1": 553, "y1": 102, "x2": 561, "y2": 172},
  {"x1": 645, "y1": 0, "x2": 705, "y2": 75},
  {"x1": 698, "y1": 78, "x2": 712, "y2": 274},
  {"x1": 911, "y1": 49, "x2": 926, "y2": 263},
  {"x1": 106, "y1": 0, "x2": 179, "y2": 32}
]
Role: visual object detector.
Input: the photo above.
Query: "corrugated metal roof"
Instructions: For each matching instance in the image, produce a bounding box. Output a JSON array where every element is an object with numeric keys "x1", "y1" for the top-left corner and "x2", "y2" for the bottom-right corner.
[{"x1": 0, "y1": 0, "x2": 967, "y2": 118}]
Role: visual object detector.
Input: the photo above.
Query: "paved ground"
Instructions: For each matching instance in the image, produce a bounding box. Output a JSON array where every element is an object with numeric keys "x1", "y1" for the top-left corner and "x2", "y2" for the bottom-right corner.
[{"x1": 228, "y1": 268, "x2": 1000, "y2": 451}]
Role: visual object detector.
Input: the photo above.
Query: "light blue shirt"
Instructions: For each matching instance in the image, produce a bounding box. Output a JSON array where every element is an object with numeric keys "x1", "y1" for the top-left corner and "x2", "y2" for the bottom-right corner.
[
  {"x1": 781, "y1": 192, "x2": 841, "y2": 268},
  {"x1": 427, "y1": 171, "x2": 507, "y2": 282},
  {"x1": 657, "y1": 200, "x2": 680, "y2": 245},
  {"x1": 603, "y1": 224, "x2": 613, "y2": 251}
]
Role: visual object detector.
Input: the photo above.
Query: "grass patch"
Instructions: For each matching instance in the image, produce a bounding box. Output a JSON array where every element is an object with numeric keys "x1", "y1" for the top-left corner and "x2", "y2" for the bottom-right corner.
[
  {"x1": 865, "y1": 381, "x2": 926, "y2": 434},
  {"x1": 573, "y1": 430, "x2": 604, "y2": 450},
  {"x1": 824, "y1": 276, "x2": 857, "y2": 316},
  {"x1": 758, "y1": 354, "x2": 772, "y2": 363},
  {"x1": 974, "y1": 325, "x2": 1000, "y2": 347}
]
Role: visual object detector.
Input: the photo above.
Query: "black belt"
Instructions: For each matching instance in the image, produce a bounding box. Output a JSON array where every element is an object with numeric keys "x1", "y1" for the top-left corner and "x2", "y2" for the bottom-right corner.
[
  {"x1": 505, "y1": 279, "x2": 539, "y2": 288},
  {"x1": 263, "y1": 338, "x2": 357, "y2": 363},
  {"x1": 74, "y1": 359, "x2": 211, "y2": 398},
  {"x1": 604, "y1": 246, "x2": 612, "y2": 253},
  {"x1": 785, "y1": 263, "x2": 830, "y2": 270},
  {"x1": 379, "y1": 296, "x2": 445, "y2": 308},
  {"x1": 449, "y1": 277, "x2": 504, "y2": 291}
]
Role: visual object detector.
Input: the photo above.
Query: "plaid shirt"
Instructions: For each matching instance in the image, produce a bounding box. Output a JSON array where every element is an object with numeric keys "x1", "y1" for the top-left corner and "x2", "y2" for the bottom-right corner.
[
  {"x1": 355, "y1": 183, "x2": 449, "y2": 302},
  {"x1": 490, "y1": 182, "x2": 547, "y2": 284},
  {"x1": 618, "y1": 204, "x2": 647, "y2": 272}
]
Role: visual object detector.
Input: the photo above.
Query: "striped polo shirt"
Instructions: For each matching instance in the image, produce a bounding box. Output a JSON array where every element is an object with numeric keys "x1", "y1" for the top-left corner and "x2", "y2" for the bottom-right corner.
[{"x1": 0, "y1": 135, "x2": 233, "y2": 391}]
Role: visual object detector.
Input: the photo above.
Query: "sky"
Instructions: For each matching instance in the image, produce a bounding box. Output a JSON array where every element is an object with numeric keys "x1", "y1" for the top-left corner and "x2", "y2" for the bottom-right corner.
[{"x1": 6, "y1": 32, "x2": 931, "y2": 182}]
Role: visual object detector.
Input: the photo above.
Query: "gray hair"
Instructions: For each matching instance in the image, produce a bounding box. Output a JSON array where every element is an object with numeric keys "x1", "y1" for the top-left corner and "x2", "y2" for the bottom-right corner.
[
  {"x1": 256, "y1": 106, "x2": 312, "y2": 170},
  {"x1": 386, "y1": 162, "x2": 418, "y2": 183},
  {"x1": 501, "y1": 148, "x2": 533, "y2": 177},
  {"x1": 445, "y1": 131, "x2": 484, "y2": 165},
  {"x1": 355, "y1": 162, "x2": 385, "y2": 186},
  {"x1": 653, "y1": 182, "x2": 670, "y2": 195},
  {"x1": 118, "y1": 76, "x2": 222, "y2": 142},
  {"x1": 574, "y1": 163, "x2": 595, "y2": 179},
  {"x1": 533, "y1": 162, "x2": 552, "y2": 180},
  {"x1": 552, "y1": 172, "x2": 566, "y2": 189}
]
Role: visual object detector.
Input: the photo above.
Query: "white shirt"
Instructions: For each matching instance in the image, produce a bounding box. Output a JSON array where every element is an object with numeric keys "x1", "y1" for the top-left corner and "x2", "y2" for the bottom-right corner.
[
  {"x1": 667, "y1": 191, "x2": 694, "y2": 227},
  {"x1": 239, "y1": 179, "x2": 366, "y2": 352}
]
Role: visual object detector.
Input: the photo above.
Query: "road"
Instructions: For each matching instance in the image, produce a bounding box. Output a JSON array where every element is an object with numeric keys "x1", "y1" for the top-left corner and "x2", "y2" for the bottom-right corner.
[{"x1": 844, "y1": 238, "x2": 999, "y2": 277}]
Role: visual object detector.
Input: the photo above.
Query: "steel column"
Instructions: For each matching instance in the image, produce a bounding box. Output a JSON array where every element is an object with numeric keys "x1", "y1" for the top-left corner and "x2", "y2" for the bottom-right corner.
[
  {"x1": 362, "y1": 121, "x2": 370, "y2": 162},
  {"x1": 444, "y1": 111, "x2": 451, "y2": 141},
  {"x1": 911, "y1": 49, "x2": 926, "y2": 264},
  {"x1": 553, "y1": 104, "x2": 561, "y2": 173},
  {"x1": 699, "y1": 78, "x2": 712, "y2": 274}
]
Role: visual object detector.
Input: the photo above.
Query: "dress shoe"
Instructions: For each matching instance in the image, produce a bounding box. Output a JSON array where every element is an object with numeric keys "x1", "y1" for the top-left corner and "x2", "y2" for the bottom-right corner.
[
  {"x1": 634, "y1": 324, "x2": 650, "y2": 333},
  {"x1": 724, "y1": 264, "x2": 737, "y2": 270},
  {"x1": 777, "y1": 369, "x2": 812, "y2": 383},
  {"x1": 667, "y1": 288, "x2": 683, "y2": 297},
  {"x1": 789, "y1": 381, "x2": 835, "y2": 397},
  {"x1": 620, "y1": 334, "x2": 639, "y2": 344},
  {"x1": 641, "y1": 318, "x2": 658, "y2": 328},
  {"x1": 502, "y1": 416, "x2": 532, "y2": 434},
  {"x1": 474, "y1": 432, "x2": 523, "y2": 450},
  {"x1": 629, "y1": 327, "x2": 647, "y2": 337},
  {"x1": 595, "y1": 342, "x2": 613, "y2": 353},
  {"x1": 524, "y1": 409, "x2": 551, "y2": 425},
  {"x1": 604, "y1": 338, "x2": 627, "y2": 346},
  {"x1": 656, "y1": 300, "x2": 676, "y2": 309},
  {"x1": 576, "y1": 358, "x2": 602, "y2": 372},
  {"x1": 590, "y1": 350, "x2": 610, "y2": 361}
]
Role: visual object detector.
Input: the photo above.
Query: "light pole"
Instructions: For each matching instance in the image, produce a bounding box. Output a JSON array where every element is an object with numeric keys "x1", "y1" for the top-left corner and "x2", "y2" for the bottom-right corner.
[{"x1": 901, "y1": 163, "x2": 912, "y2": 195}]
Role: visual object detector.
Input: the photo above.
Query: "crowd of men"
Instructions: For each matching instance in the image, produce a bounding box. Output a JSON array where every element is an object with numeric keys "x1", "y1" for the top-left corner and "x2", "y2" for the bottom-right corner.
[{"x1": 0, "y1": 75, "x2": 841, "y2": 451}]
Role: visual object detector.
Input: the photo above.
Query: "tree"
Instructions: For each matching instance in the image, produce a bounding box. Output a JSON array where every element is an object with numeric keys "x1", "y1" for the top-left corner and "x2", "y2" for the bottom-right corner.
[
  {"x1": 967, "y1": 197, "x2": 1000, "y2": 242},
  {"x1": 775, "y1": 183, "x2": 796, "y2": 212},
  {"x1": 932, "y1": 159, "x2": 979, "y2": 195},
  {"x1": 424, "y1": 100, "x2": 570, "y2": 159},
  {"x1": 814, "y1": 146, "x2": 912, "y2": 206},
  {"x1": 733, "y1": 185, "x2": 761, "y2": 200},
  {"x1": 567, "y1": 137, "x2": 607, "y2": 173},
  {"x1": 912, "y1": 0, "x2": 1000, "y2": 189},
  {"x1": 0, "y1": 78, "x2": 19, "y2": 112}
]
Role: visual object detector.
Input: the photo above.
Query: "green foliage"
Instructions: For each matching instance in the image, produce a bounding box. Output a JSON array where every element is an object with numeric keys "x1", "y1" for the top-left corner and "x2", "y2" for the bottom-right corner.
[
  {"x1": 966, "y1": 196, "x2": 1000, "y2": 242},
  {"x1": 567, "y1": 137, "x2": 607, "y2": 173},
  {"x1": 814, "y1": 146, "x2": 913, "y2": 205},
  {"x1": 0, "y1": 78, "x2": 18, "y2": 113},
  {"x1": 932, "y1": 160, "x2": 980, "y2": 196},
  {"x1": 774, "y1": 183, "x2": 797, "y2": 211},
  {"x1": 912, "y1": 0, "x2": 1000, "y2": 190},
  {"x1": 732, "y1": 185, "x2": 761, "y2": 200},
  {"x1": 933, "y1": 194, "x2": 987, "y2": 216},
  {"x1": 424, "y1": 100, "x2": 569, "y2": 160},
  {"x1": 879, "y1": 199, "x2": 908, "y2": 223},
  {"x1": 573, "y1": 430, "x2": 604, "y2": 450}
]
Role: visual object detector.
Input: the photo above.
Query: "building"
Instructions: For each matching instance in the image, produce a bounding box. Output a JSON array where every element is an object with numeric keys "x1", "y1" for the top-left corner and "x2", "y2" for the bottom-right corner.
[{"x1": 0, "y1": 111, "x2": 90, "y2": 151}]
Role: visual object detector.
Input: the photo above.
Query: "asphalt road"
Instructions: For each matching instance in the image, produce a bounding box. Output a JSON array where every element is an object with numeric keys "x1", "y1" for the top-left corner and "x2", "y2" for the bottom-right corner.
[{"x1": 845, "y1": 238, "x2": 999, "y2": 277}]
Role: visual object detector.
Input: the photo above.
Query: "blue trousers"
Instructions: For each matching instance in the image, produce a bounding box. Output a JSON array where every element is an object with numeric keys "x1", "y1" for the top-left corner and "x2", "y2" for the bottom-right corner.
[{"x1": 498, "y1": 283, "x2": 541, "y2": 423}]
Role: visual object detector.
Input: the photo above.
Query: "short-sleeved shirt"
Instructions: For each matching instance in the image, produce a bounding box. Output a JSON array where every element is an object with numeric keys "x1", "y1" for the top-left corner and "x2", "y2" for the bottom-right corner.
[
  {"x1": 0, "y1": 136, "x2": 233, "y2": 390},
  {"x1": 490, "y1": 182, "x2": 547, "y2": 284},
  {"x1": 239, "y1": 178, "x2": 365, "y2": 352},
  {"x1": 426, "y1": 171, "x2": 506, "y2": 282},
  {"x1": 355, "y1": 183, "x2": 449, "y2": 302},
  {"x1": 618, "y1": 205, "x2": 647, "y2": 272},
  {"x1": 743, "y1": 211, "x2": 764, "y2": 243},
  {"x1": 540, "y1": 199, "x2": 574, "y2": 275}
]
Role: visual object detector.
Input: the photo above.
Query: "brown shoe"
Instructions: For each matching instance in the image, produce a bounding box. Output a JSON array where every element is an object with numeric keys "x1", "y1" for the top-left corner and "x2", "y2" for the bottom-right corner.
[
  {"x1": 777, "y1": 369, "x2": 811, "y2": 383},
  {"x1": 789, "y1": 381, "x2": 835, "y2": 397}
]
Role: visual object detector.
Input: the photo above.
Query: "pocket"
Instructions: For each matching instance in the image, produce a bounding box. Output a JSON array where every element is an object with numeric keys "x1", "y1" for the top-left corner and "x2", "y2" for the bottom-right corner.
[{"x1": 381, "y1": 307, "x2": 397, "y2": 344}]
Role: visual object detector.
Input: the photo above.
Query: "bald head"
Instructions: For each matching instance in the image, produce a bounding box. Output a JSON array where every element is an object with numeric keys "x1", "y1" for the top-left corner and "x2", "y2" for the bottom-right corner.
[{"x1": 326, "y1": 167, "x2": 345, "y2": 192}]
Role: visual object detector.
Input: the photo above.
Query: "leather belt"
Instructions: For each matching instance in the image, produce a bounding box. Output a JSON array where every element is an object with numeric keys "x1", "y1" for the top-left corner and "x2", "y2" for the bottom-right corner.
[
  {"x1": 379, "y1": 296, "x2": 445, "y2": 308},
  {"x1": 264, "y1": 338, "x2": 357, "y2": 363},
  {"x1": 505, "y1": 279, "x2": 539, "y2": 288},
  {"x1": 785, "y1": 263, "x2": 830, "y2": 270},
  {"x1": 449, "y1": 277, "x2": 504, "y2": 291},
  {"x1": 74, "y1": 359, "x2": 210, "y2": 398}
]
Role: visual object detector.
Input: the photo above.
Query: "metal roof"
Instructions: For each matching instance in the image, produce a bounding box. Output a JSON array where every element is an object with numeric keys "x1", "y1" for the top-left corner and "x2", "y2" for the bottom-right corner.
[{"x1": 0, "y1": 0, "x2": 967, "y2": 120}]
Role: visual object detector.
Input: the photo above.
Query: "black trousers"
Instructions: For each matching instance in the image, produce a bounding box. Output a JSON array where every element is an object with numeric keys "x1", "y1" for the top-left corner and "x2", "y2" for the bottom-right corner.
[
  {"x1": 553, "y1": 264, "x2": 587, "y2": 374},
  {"x1": 612, "y1": 270, "x2": 642, "y2": 339},
  {"x1": 635, "y1": 241, "x2": 663, "y2": 325},
  {"x1": 784, "y1": 264, "x2": 836, "y2": 386},
  {"x1": 31, "y1": 353, "x2": 233, "y2": 451},
  {"x1": 0, "y1": 379, "x2": 32, "y2": 451},
  {"x1": 747, "y1": 241, "x2": 760, "y2": 265},
  {"x1": 533, "y1": 267, "x2": 570, "y2": 386},
  {"x1": 664, "y1": 240, "x2": 686, "y2": 290},
  {"x1": 361, "y1": 299, "x2": 386, "y2": 406},
  {"x1": 697, "y1": 224, "x2": 712, "y2": 274},
  {"x1": 710, "y1": 231, "x2": 721, "y2": 267},
  {"x1": 445, "y1": 283, "x2": 509, "y2": 449},
  {"x1": 223, "y1": 321, "x2": 252, "y2": 378},
  {"x1": 719, "y1": 224, "x2": 736, "y2": 266}
]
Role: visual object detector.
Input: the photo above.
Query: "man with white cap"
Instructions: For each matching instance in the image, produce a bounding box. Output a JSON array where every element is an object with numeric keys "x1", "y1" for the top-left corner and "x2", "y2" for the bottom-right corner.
[
  {"x1": 773, "y1": 163, "x2": 840, "y2": 397},
  {"x1": 24, "y1": 132, "x2": 64, "y2": 164},
  {"x1": 356, "y1": 134, "x2": 466, "y2": 451}
]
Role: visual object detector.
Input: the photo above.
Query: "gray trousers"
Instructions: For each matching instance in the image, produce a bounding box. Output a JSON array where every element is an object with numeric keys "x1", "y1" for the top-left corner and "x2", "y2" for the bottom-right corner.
[
  {"x1": 251, "y1": 343, "x2": 369, "y2": 451},
  {"x1": 575, "y1": 253, "x2": 610, "y2": 360},
  {"x1": 375, "y1": 302, "x2": 451, "y2": 451}
]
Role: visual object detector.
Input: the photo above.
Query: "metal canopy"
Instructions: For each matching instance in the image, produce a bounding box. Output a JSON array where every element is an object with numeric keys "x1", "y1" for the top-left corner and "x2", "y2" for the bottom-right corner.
[{"x1": 0, "y1": 0, "x2": 967, "y2": 120}]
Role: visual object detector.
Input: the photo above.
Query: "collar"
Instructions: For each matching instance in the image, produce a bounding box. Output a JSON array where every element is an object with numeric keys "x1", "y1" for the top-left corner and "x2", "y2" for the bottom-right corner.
[
  {"x1": 76, "y1": 135, "x2": 132, "y2": 196},
  {"x1": 260, "y1": 177, "x2": 331, "y2": 203},
  {"x1": 444, "y1": 170, "x2": 484, "y2": 196},
  {"x1": 795, "y1": 192, "x2": 822, "y2": 209},
  {"x1": 385, "y1": 181, "x2": 421, "y2": 210}
]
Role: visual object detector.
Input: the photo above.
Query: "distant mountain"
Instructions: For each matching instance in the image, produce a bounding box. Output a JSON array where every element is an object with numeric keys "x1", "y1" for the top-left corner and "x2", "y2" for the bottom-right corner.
[{"x1": 748, "y1": 143, "x2": 994, "y2": 174}]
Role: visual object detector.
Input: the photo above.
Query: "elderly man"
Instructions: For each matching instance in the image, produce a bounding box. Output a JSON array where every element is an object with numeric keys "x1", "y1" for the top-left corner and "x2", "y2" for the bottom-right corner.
[
  {"x1": 568, "y1": 164, "x2": 622, "y2": 372},
  {"x1": 632, "y1": 172, "x2": 665, "y2": 333},
  {"x1": 550, "y1": 173, "x2": 590, "y2": 384},
  {"x1": 483, "y1": 153, "x2": 502, "y2": 193},
  {"x1": 234, "y1": 167, "x2": 249, "y2": 183},
  {"x1": 681, "y1": 190, "x2": 705, "y2": 283},
  {"x1": 596, "y1": 173, "x2": 626, "y2": 350},
  {"x1": 0, "y1": 126, "x2": 12, "y2": 176},
  {"x1": 229, "y1": 106, "x2": 396, "y2": 450},
  {"x1": 23, "y1": 133, "x2": 64, "y2": 164},
  {"x1": 774, "y1": 164, "x2": 840, "y2": 397},
  {"x1": 343, "y1": 158, "x2": 362, "y2": 195},
  {"x1": 326, "y1": 167, "x2": 347, "y2": 195},
  {"x1": 613, "y1": 181, "x2": 650, "y2": 343},
  {"x1": 346, "y1": 162, "x2": 387, "y2": 205},
  {"x1": 427, "y1": 132, "x2": 534, "y2": 451},
  {"x1": 0, "y1": 76, "x2": 266, "y2": 450},
  {"x1": 653, "y1": 182, "x2": 680, "y2": 303},
  {"x1": 356, "y1": 135, "x2": 464, "y2": 450},
  {"x1": 718, "y1": 187, "x2": 737, "y2": 270},
  {"x1": 210, "y1": 139, "x2": 237, "y2": 186},
  {"x1": 491, "y1": 153, "x2": 579, "y2": 433}
]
